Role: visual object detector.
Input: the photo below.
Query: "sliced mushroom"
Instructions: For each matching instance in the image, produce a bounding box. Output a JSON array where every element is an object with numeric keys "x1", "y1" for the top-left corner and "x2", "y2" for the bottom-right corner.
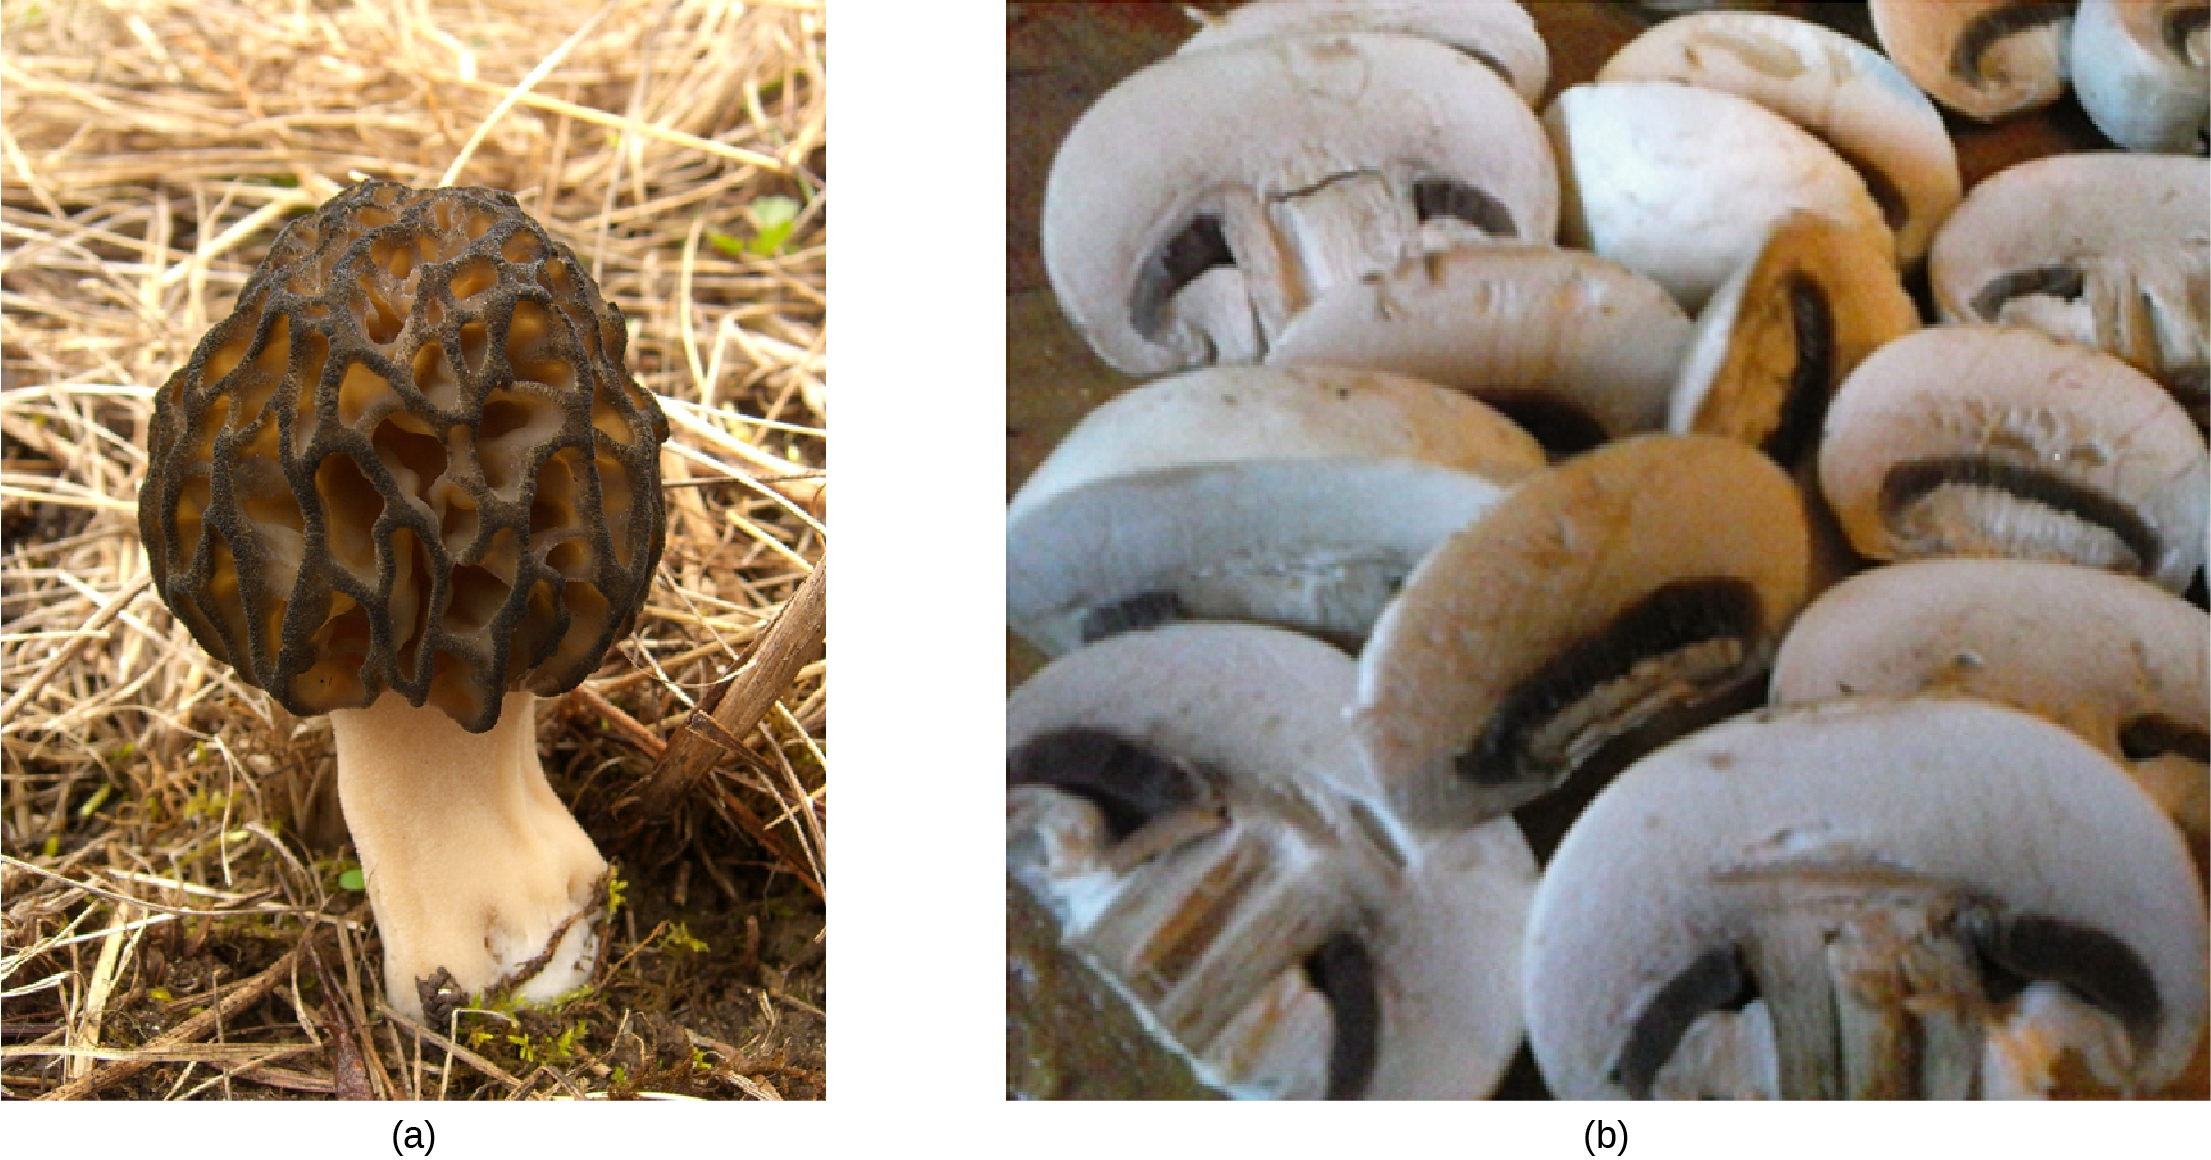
[
  {"x1": 1928, "y1": 152, "x2": 2209, "y2": 426},
  {"x1": 1179, "y1": 0, "x2": 1549, "y2": 105},
  {"x1": 1363, "y1": 819, "x2": 1538, "y2": 1099},
  {"x1": 1007, "y1": 365, "x2": 1545, "y2": 655},
  {"x1": 1771, "y1": 557, "x2": 2209, "y2": 847},
  {"x1": 1352, "y1": 434, "x2": 1809, "y2": 831},
  {"x1": 1817, "y1": 325, "x2": 2209, "y2": 592},
  {"x1": 1525, "y1": 696, "x2": 2209, "y2": 1099},
  {"x1": 1006, "y1": 622, "x2": 1409, "y2": 1099},
  {"x1": 1597, "y1": 10, "x2": 1963, "y2": 266},
  {"x1": 1043, "y1": 31, "x2": 1559, "y2": 374},
  {"x1": 1542, "y1": 82, "x2": 1892, "y2": 310},
  {"x1": 1669, "y1": 212, "x2": 1918, "y2": 470},
  {"x1": 1268, "y1": 245, "x2": 1692, "y2": 458},
  {"x1": 2070, "y1": 0, "x2": 2209, "y2": 152},
  {"x1": 1870, "y1": 0, "x2": 2074, "y2": 122}
]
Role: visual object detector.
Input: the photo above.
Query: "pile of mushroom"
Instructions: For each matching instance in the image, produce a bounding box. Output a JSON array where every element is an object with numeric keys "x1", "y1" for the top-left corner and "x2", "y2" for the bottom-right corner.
[{"x1": 1009, "y1": 0, "x2": 2209, "y2": 1099}]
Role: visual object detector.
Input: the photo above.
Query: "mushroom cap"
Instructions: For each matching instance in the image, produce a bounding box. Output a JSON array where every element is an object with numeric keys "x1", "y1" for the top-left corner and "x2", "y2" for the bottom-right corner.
[
  {"x1": 1542, "y1": 82, "x2": 1893, "y2": 310},
  {"x1": 1179, "y1": 0, "x2": 1549, "y2": 104},
  {"x1": 1042, "y1": 31, "x2": 1559, "y2": 374},
  {"x1": 1352, "y1": 433, "x2": 1809, "y2": 830},
  {"x1": 1269, "y1": 244, "x2": 1693, "y2": 454},
  {"x1": 139, "y1": 180, "x2": 668, "y2": 732},
  {"x1": 1771, "y1": 556, "x2": 2209, "y2": 836},
  {"x1": 1364, "y1": 818, "x2": 1537, "y2": 1099},
  {"x1": 1525, "y1": 696, "x2": 2210, "y2": 1099},
  {"x1": 1007, "y1": 365, "x2": 1545, "y2": 655},
  {"x1": 1668, "y1": 211, "x2": 1919, "y2": 469},
  {"x1": 1927, "y1": 152, "x2": 2208, "y2": 422},
  {"x1": 1597, "y1": 10, "x2": 1963, "y2": 266},
  {"x1": 2070, "y1": 0, "x2": 2210, "y2": 153},
  {"x1": 1869, "y1": 0, "x2": 2072, "y2": 122},
  {"x1": 1817, "y1": 324, "x2": 2209, "y2": 591}
]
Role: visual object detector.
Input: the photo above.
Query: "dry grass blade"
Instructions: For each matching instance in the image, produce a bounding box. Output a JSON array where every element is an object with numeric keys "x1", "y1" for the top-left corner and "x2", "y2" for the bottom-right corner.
[{"x1": 4, "y1": 0, "x2": 827, "y2": 1100}]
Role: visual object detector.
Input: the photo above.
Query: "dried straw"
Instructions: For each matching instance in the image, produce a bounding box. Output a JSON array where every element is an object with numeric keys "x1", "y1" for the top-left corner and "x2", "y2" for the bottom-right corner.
[{"x1": 3, "y1": 0, "x2": 826, "y2": 1100}]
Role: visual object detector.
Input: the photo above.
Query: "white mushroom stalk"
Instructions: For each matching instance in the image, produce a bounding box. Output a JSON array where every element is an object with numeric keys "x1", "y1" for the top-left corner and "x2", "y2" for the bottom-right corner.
[
  {"x1": 1270, "y1": 245, "x2": 1692, "y2": 456},
  {"x1": 1818, "y1": 325, "x2": 2209, "y2": 591},
  {"x1": 1597, "y1": 10, "x2": 1962, "y2": 266},
  {"x1": 331, "y1": 691, "x2": 607, "y2": 1017},
  {"x1": 1542, "y1": 82, "x2": 1892, "y2": 310},
  {"x1": 1353, "y1": 434, "x2": 1809, "y2": 830},
  {"x1": 1525, "y1": 697, "x2": 2209, "y2": 1100},
  {"x1": 1006, "y1": 365, "x2": 1544, "y2": 655},
  {"x1": 1042, "y1": 31, "x2": 1558, "y2": 373},
  {"x1": 1178, "y1": 0, "x2": 1550, "y2": 104}
]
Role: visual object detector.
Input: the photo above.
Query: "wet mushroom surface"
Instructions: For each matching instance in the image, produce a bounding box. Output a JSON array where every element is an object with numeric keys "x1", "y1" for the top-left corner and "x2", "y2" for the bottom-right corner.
[{"x1": 1008, "y1": 0, "x2": 2210, "y2": 1100}]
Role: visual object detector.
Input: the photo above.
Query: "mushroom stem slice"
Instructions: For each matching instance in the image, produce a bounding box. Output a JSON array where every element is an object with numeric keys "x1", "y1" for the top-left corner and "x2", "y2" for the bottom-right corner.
[{"x1": 332, "y1": 691, "x2": 608, "y2": 1019}]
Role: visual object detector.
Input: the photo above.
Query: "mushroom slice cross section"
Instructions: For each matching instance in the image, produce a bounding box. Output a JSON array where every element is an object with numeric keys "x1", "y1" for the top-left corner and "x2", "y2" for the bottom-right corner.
[
  {"x1": 1352, "y1": 434, "x2": 1810, "y2": 831},
  {"x1": 1817, "y1": 325, "x2": 2209, "y2": 591},
  {"x1": 1772, "y1": 557, "x2": 2210, "y2": 847},
  {"x1": 2070, "y1": 0, "x2": 2210, "y2": 153},
  {"x1": 1007, "y1": 365, "x2": 1545, "y2": 656},
  {"x1": 1928, "y1": 153, "x2": 2209, "y2": 427},
  {"x1": 1525, "y1": 697, "x2": 2210, "y2": 1099},
  {"x1": 1542, "y1": 81, "x2": 1892, "y2": 311},
  {"x1": 1178, "y1": 0, "x2": 1550, "y2": 104},
  {"x1": 1269, "y1": 245, "x2": 1693, "y2": 458},
  {"x1": 1042, "y1": 31, "x2": 1559, "y2": 374},
  {"x1": 1007, "y1": 623, "x2": 1421, "y2": 1099},
  {"x1": 1870, "y1": 0, "x2": 2073, "y2": 122},
  {"x1": 1597, "y1": 10, "x2": 1963, "y2": 266},
  {"x1": 1668, "y1": 212, "x2": 1918, "y2": 470}
]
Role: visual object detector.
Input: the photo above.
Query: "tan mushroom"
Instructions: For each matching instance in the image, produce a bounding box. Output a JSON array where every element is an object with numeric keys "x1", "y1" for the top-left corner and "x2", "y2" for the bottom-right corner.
[
  {"x1": 1352, "y1": 434, "x2": 1809, "y2": 831},
  {"x1": 139, "y1": 180, "x2": 668, "y2": 1019},
  {"x1": 1870, "y1": 0, "x2": 2073, "y2": 122}
]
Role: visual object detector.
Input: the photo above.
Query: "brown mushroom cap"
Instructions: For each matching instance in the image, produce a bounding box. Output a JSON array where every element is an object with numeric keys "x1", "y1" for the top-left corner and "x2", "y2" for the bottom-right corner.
[{"x1": 140, "y1": 180, "x2": 669, "y2": 733}]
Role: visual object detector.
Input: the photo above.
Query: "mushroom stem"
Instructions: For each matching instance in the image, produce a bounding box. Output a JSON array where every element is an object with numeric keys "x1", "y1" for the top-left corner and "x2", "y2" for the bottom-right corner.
[{"x1": 331, "y1": 690, "x2": 608, "y2": 1020}]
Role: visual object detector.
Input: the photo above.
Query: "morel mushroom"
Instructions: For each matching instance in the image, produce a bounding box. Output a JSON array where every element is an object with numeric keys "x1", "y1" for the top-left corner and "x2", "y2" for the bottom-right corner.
[{"x1": 139, "y1": 179, "x2": 668, "y2": 1020}]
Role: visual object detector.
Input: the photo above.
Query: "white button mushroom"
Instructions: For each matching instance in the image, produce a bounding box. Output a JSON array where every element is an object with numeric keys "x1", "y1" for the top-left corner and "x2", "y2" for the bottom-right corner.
[
  {"x1": 1818, "y1": 324, "x2": 2209, "y2": 591},
  {"x1": 1771, "y1": 556, "x2": 2209, "y2": 848},
  {"x1": 1178, "y1": 0, "x2": 1550, "y2": 105},
  {"x1": 1597, "y1": 9, "x2": 1963, "y2": 266},
  {"x1": 1870, "y1": 0, "x2": 2073, "y2": 122},
  {"x1": 2070, "y1": 0, "x2": 2210, "y2": 153},
  {"x1": 1542, "y1": 81, "x2": 1893, "y2": 309},
  {"x1": 1042, "y1": 31, "x2": 1559, "y2": 374},
  {"x1": 1525, "y1": 696, "x2": 2209, "y2": 1099},
  {"x1": 1269, "y1": 244, "x2": 1694, "y2": 457},
  {"x1": 1006, "y1": 364, "x2": 1545, "y2": 655},
  {"x1": 1927, "y1": 152, "x2": 2209, "y2": 427}
]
